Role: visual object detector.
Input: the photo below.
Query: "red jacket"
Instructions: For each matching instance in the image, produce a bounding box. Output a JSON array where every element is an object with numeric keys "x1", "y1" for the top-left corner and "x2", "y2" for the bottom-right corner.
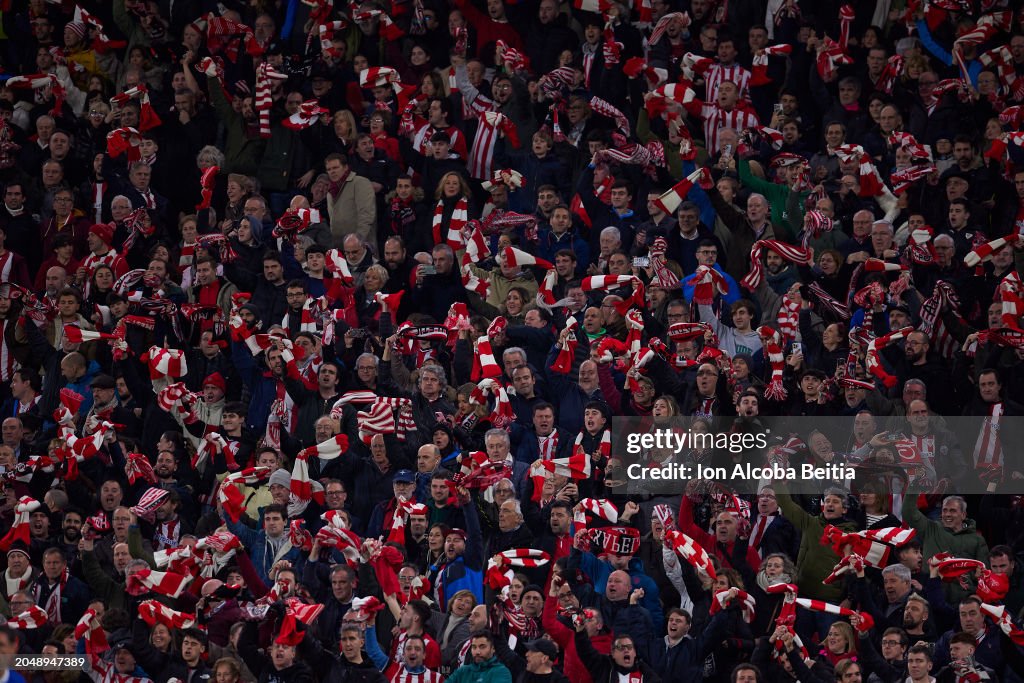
[
  {"x1": 678, "y1": 496, "x2": 762, "y2": 573},
  {"x1": 542, "y1": 594, "x2": 611, "y2": 683}
]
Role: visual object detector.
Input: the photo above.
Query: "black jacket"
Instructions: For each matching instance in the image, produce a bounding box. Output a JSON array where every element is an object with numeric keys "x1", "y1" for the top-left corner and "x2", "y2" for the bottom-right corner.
[
  {"x1": 296, "y1": 627, "x2": 387, "y2": 683},
  {"x1": 238, "y1": 622, "x2": 317, "y2": 683},
  {"x1": 131, "y1": 618, "x2": 212, "y2": 683},
  {"x1": 644, "y1": 610, "x2": 728, "y2": 681},
  {"x1": 574, "y1": 628, "x2": 662, "y2": 683}
]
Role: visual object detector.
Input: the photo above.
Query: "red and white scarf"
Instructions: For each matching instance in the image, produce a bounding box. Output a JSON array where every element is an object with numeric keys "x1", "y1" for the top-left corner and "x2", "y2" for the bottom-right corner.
[
  {"x1": 255, "y1": 62, "x2": 288, "y2": 138},
  {"x1": 125, "y1": 569, "x2": 192, "y2": 598},
  {"x1": 663, "y1": 529, "x2": 716, "y2": 580},
  {"x1": 757, "y1": 326, "x2": 787, "y2": 401},
  {"x1": 974, "y1": 401, "x2": 1005, "y2": 472},
  {"x1": 7, "y1": 605, "x2": 47, "y2": 629},
  {"x1": 776, "y1": 294, "x2": 800, "y2": 344},
  {"x1": 685, "y1": 266, "x2": 728, "y2": 305},
  {"x1": 709, "y1": 589, "x2": 756, "y2": 623},
  {"x1": 138, "y1": 599, "x2": 196, "y2": 629},
  {"x1": 795, "y1": 598, "x2": 874, "y2": 633},
  {"x1": 0, "y1": 497, "x2": 39, "y2": 550},
  {"x1": 76, "y1": 609, "x2": 109, "y2": 654},
  {"x1": 741, "y1": 240, "x2": 812, "y2": 291},
  {"x1": 865, "y1": 326, "x2": 916, "y2": 389},
  {"x1": 37, "y1": 566, "x2": 69, "y2": 624},
  {"x1": 469, "y1": 378, "x2": 515, "y2": 429},
  {"x1": 218, "y1": 466, "x2": 272, "y2": 522},
  {"x1": 432, "y1": 197, "x2": 468, "y2": 249},
  {"x1": 751, "y1": 44, "x2": 791, "y2": 86}
]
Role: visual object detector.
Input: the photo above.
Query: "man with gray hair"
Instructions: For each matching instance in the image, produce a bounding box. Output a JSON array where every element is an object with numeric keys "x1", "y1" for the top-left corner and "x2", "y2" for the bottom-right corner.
[
  {"x1": 490, "y1": 497, "x2": 533, "y2": 556},
  {"x1": 851, "y1": 560, "x2": 913, "y2": 633},
  {"x1": 707, "y1": 179, "x2": 776, "y2": 282},
  {"x1": 410, "y1": 242, "x2": 466, "y2": 321},
  {"x1": 484, "y1": 428, "x2": 529, "y2": 497},
  {"x1": 903, "y1": 494, "x2": 989, "y2": 602},
  {"x1": 342, "y1": 233, "x2": 376, "y2": 283},
  {"x1": 380, "y1": 337, "x2": 456, "y2": 448},
  {"x1": 595, "y1": 226, "x2": 621, "y2": 273},
  {"x1": 870, "y1": 219, "x2": 898, "y2": 260}
]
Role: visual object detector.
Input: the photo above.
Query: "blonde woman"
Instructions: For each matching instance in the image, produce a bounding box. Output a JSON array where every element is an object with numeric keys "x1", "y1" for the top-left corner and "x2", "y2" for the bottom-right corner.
[{"x1": 328, "y1": 110, "x2": 358, "y2": 156}]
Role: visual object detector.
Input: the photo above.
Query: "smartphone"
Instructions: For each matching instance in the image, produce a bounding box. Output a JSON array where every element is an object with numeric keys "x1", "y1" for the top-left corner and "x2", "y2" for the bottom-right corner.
[
  {"x1": 421, "y1": 265, "x2": 437, "y2": 275},
  {"x1": 632, "y1": 257, "x2": 650, "y2": 268},
  {"x1": 791, "y1": 342, "x2": 802, "y2": 355},
  {"x1": 722, "y1": 144, "x2": 733, "y2": 162},
  {"x1": 773, "y1": 103, "x2": 784, "y2": 113},
  {"x1": 349, "y1": 328, "x2": 369, "y2": 338}
]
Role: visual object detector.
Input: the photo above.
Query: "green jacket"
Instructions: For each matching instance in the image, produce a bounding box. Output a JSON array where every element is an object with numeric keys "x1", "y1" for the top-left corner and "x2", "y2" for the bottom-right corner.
[
  {"x1": 902, "y1": 495, "x2": 989, "y2": 603},
  {"x1": 447, "y1": 656, "x2": 512, "y2": 683},
  {"x1": 82, "y1": 550, "x2": 129, "y2": 612},
  {"x1": 113, "y1": 0, "x2": 150, "y2": 54},
  {"x1": 258, "y1": 122, "x2": 309, "y2": 193},
  {"x1": 738, "y1": 158, "x2": 808, "y2": 243},
  {"x1": 777, "y1": 492, "x2": 858, "y2": 602},
  {"x1": 208, "y1": 75, "x2": 266, "y2": 177}
]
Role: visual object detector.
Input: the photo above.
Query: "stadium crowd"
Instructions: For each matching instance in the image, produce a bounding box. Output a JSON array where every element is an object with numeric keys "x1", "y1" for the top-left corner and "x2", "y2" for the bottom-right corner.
[{"x1": 2, "y1": 0, "x2": 1024, "y2": 682}]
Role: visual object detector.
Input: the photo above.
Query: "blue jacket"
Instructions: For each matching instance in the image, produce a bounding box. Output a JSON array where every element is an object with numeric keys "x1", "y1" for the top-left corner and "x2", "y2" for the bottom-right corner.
[
  {"x1": 577, "y1": 550, "x2": 664, "y2": 632},
  {"x1": 514, "y1": 427, "x2": 573, "y2": 464},
  {"x1": 230, "y1": 337, "x2": 277, "y2": 435},
  {"x1": 536, "y1": 228, "x2": 591, "y2": 272},
  {"x1": 544, "y1": 335, "x2": 599, "y2": 434},
  {"x1": 682, "y1": 264, "x2": 740, "y2": 305},
  {"x1": 65, "y1": 360, "x2": 102, "y2": 416},
  {"x1": 438, "y1": 499, "x2": 484, "y2": 609},
  {"x1": 222, "y1": 513, "x2": 301, "y2": 585}
]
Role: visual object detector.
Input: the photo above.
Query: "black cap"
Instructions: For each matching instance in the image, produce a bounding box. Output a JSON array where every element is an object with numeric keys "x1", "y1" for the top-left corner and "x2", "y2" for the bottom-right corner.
[
  {"x1": 941, "y1": 168, "x2": 971, "y2": 184},
  {"x1": 310, "y1": 63, "x2": 332, "y2": 81},
  {"x1": 107, "y1": 628, "x2": 132, "y2": 653},
  {"x1": 91, "y1": 374, "x2": 116, "y2": 389},
  {"x1": 888, "y1": 303, "x2": 912, "y2": 317},
  {"x1": 525, "y1": 638, "x2": 558, "y2": 660}
]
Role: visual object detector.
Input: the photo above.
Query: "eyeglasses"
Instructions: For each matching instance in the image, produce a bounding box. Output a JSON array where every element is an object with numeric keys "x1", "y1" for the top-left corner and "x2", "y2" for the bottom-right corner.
[
  {"x1": 881, "y1": 640, "x2": 904, "y2": 647},
  {"x1": 326, "y1": 490, "x2": 344, "y2": 496},
  {"x1": 613, "y1": 644, "x2": 635, "y2": 651}
]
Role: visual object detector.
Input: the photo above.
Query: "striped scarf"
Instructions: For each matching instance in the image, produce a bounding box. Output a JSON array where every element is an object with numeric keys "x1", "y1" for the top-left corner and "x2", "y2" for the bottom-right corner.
[
  {"x1": 255, "y1": 62, "x2": 288, "y2": 138},
  {"x1": 776, "y1": 295, "x2": 800, "y2": 344},
  {"x1": 433, "y1": 196, "x2": 468, "y2": 249}
]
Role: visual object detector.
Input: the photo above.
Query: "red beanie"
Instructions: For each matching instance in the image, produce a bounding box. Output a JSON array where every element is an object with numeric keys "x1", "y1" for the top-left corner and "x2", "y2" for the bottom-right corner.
[
  {"x1": 203, "y1": 372, "x2": 226, "y2": 393},
  {"x1": 89, "y1": 223, "x2": 115, "y2": 246}
]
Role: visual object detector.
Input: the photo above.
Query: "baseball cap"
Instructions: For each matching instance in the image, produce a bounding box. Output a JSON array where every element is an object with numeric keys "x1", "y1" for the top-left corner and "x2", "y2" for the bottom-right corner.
[{"x1": 525, "y1": 639, "x2": 558, "y2": 660}]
